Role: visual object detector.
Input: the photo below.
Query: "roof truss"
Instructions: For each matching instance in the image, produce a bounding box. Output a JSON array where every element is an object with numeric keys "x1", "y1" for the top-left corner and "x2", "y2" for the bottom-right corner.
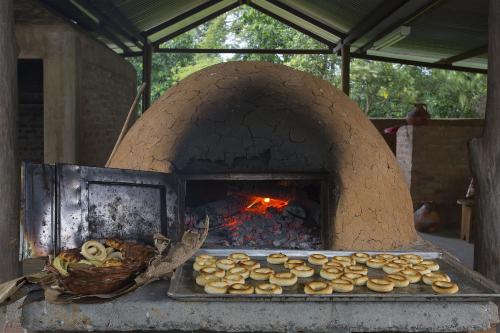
[{"x1": 39, "y1": 0, "x2": 487, "y2": 73}]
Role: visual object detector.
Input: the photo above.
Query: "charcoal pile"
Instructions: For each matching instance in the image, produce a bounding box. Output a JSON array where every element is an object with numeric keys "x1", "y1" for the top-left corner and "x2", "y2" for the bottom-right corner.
[{"x1": 185, "y1": 197, "x2": 321, "y2": 249}]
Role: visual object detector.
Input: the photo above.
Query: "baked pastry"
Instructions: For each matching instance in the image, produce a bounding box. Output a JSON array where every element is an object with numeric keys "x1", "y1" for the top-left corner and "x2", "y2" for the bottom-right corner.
[
  {"x1": 228, "y1": 266, "x2": 249, "y2": 279},
  {"x1": 304, "y1": 281, "x2": 333, "y2": 295},
  {"x1": 200, "y1": 267, "x2": 226, "y2": 278},
  {"x1": 196, "y1": 273, "x2": 220, "y2": 287},
  {"x1": 195, "y1": 254, "x2": 216, "y2": 263},
  {"x1": 102, "y1": 258, "x2": 123, "y2": 268},
  {"x1": 432, "y1": 281, "x2": 459, "y2": 294},
  {"x1": 250, "y1": 267, "x2": 274, "y2": 281},
  {"x1": 332, "y1": 256, "x2": 354, "y2": 266},
  {"x1": 342, "y1": 272, "x2": 368, "y2": 286},
  {"x1": 193, "y1": 259, "x2": 216, "y2": 272},
  {"x1": 366, "y1": 258, "x2": 386, "y2": 269},
  {"x1": 386, "y1": 274, "x2": 410, "y2": 287},
  {"x1": 322, "y1": 261, "x2": 344, "y2": 269},
  {"x1": 367, "y1": 278, "x2": 394, "y2": 293},
  {"x1": 81, "y1": 240, "x2": 107, "y2": 261},
  {"x1": 228, "y1": 283, "x2": 254, "y2": 294},
  {"x1": 382, "y1": 263, "x2": 404, "y2": 274},
  {"x1": 351, "y1": 252, "x2": 370, "y2": 264},
  {"x1": 329, "y1": 279, "x2": 354, "y2": 292},
  {"x1": 216, "y1": 258, "x2": 236, "y2": 270},
  {"x1": 284, "y1": 259, "x2": 306, "y2": 269},
  {"x1": 422, "y1": 272, "x2": 451, "y2": 285},
  {"x1": 228, "y1": 252, "x2": 250, "y2": 263},
  {"x1": 412, "y1": 264, "x2": 431, "y2": 275},
  {"x1": 291, "y1": 265, "x2": 314, "y2": 278},
  {"x1": 391, "y1": 259, "x2": 411, "y2": 268},
  {"x1": 373, "y1": 253, "x2": 396, "y2": 261},
  {"x1": 399, "y1": 268, "x2": 422, "y2": 283},
  {"x1": 224, "y1": 273, "x2": 246, "y2": 285},
  {"x1": 420, "y1": 260, "x2": 440, "y2": 271},
  {"x1": 204, "y1": 280, "x2": 228, "y2": 294},
  {"x1": 255, "y1": 283, "x2": 283, "y2": 295},
  {"x1": 270, "y1": 272, "x2": 298, "y2": 286},
  {"x1": 344, "y1": 265, "x2": 368, "y2": 275},
  {"x1": 105, "y1": 239, "x2": 125, "y2": 251},
  {"x1": 308, "y1": 254, "x2": 328, "y2": 266},
  {"x1": 238, "y1": 259, "x2": 260, "y2": 270},
  {"x1": 319, "y1": 267, "x2": 343, "y2": 280},
  {"x1": 267, "y1": 253, "x2": 288, "y2": 265},
  {"x1": 399, "y1": 254, "x2": 423, "y2": 264}
]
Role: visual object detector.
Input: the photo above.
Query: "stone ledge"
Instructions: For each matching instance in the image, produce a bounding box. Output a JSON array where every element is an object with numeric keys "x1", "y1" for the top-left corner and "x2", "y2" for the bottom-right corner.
[{"x1": 21, "y1": 280, "x2": 498, "y2": 332}]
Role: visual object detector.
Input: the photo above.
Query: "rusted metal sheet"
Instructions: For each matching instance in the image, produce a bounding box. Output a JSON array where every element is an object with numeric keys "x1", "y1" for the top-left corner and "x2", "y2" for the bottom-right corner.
[{"x1": 21, "y1": 162, "x2": 180, "y2": 259}]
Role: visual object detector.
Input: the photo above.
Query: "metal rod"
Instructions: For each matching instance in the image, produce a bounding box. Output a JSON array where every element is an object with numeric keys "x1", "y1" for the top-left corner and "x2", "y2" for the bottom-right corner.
[
  {"x1": 142, "y1": 44, "x2": 153, "y2": 112},
  {"x1": 352, "y1": 53, "x2": 487, "y2": 74},
  {"x1": 333, "y1": 0, "x2": 409, "y2": 53},
  {"x1": 265, "y1": 0, "x2": 346, "y2": 38},
  {"x1": 356, "y1": 0, "x2": 446, "y2": 54},
  {"x1": 437, "y1": 45, "x2": 488, "y2": 64},
  {"x1": 143, "y1": 0, "x2": 223, "y2": 37},
  {"x1": 341, "y1": 45, "x2": 351, "y2": 95},
  {"x1": 248, "y1": 2, "x2": 334, "y2": 48},
  {"x1": 153, "y1": 48, "x2": 332, "y2": 54},
  {"x1": 152, "y1": 1, "x2": 240, "y2": 46}
]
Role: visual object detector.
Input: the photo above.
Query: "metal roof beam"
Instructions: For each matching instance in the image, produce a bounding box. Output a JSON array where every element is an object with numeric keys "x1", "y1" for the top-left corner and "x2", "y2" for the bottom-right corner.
[
  {"x1": 248, "y1": 2, "x2": 334, "y2": 47},
  {"x1": 333, "y1": 0, "x2": 409, "y2": 53},
  {"x1": 143, "y1": 0, "x2": 224, "y2": 37},
  {"x1": 86, "y1": 0, "x2": 147, "y2": 47},
  {"x1": 356, "y1": 0, "x2": 446, "y2": 54},
  {"x1": 73, "y1": 0, "x2": 143, "y2": 49},
  {"x1": 153, "y1": 48, "x2": 332, "y2": 54},
  {"x1": 265, "y1": 0, "x2": 346, "y2": 38},
  {"x1": 41, "y1": 0, "x2": 132, "y2": 52},
  {"x1": 437, "y1": 45, "x2": 488, "y2": 65},
  {"x1": 152, "y1": 1, "x2": 240, "y2": 46},
  {"x1": 353, "y1": 53, "x2": 487, "y2": 74}
]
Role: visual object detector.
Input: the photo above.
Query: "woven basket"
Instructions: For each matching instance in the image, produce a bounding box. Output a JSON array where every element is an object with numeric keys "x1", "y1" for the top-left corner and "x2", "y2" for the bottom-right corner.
[{"x1": 60, "y1": 241, "x2": 154, "y2": 295}]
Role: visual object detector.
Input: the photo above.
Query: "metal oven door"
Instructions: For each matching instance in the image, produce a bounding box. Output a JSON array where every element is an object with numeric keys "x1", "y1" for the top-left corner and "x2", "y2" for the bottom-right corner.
[{"x1": 21, "y1": 162, "x2": 181, "y2": 259}]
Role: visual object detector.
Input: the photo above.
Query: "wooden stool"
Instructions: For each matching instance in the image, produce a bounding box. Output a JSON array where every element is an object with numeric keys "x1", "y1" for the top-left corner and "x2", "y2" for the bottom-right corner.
[{"x1": 457, "y1": 198, "x2": 474, "y2": 242}]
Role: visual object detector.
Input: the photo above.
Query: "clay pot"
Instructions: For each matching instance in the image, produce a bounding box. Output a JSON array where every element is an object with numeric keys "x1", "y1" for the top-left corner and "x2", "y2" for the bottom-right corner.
[{"x1": 406, "y1": 103, "x2": 430, "y2": 126}]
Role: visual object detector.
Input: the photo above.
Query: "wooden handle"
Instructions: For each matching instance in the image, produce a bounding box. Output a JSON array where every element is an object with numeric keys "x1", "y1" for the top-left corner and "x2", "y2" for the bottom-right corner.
[{"x1": 105, "y1": 83, "x2": 147, "y2": 167}]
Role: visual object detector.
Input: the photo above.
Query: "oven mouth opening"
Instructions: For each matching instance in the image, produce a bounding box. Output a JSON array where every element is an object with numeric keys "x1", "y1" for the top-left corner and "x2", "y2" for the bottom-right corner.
[{"x1": 181, "y1": 173, "x2": 329, "y2": 250}]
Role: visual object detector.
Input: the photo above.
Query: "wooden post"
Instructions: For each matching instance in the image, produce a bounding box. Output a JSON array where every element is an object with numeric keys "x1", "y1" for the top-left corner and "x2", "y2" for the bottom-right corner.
[
  {"x1": 469, "y1": 0, "x2": 500, "y2": 283},
  {"x1": 341, "y1": 44, "x2": 350, "y2": 96},
  {"x1": 0, "y1": 0, "x2": 20, "y2": 282},
  {"x1": 142, "y1": 43, "x2": 153, "y2": 113}
]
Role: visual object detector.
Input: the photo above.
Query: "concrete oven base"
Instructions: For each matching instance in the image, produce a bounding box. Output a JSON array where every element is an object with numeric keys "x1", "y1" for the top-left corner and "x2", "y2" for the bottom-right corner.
[
  {"x1": 18, "y1": 242, "x2": 500, "y2": 332},
  {"x1": 21, "y1": 280, "x2": 498, "y2": 332}
]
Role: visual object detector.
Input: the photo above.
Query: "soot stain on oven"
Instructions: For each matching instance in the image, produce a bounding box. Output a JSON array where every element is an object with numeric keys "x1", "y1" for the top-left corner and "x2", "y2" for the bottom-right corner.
[{"x1": 170, "y1": 77, "x2": 342, "y2": 249}]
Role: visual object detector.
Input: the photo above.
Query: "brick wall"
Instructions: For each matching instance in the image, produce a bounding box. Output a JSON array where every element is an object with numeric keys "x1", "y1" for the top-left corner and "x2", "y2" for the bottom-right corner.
[
  {"x1": 370, "y1": 118, "x2": 406, "y2": 154},
  {"x1": 396, "y1": 120, "x2": 484, "y2": 225},
  {"x1": 76, "y1": 31, "x2": 137, "y2": 167}
]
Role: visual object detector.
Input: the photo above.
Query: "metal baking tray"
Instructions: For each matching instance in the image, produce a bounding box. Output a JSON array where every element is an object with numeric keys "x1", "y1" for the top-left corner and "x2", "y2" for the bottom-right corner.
[{"x1": 167, "y1": 249, "x2": 500, "y2": 302}]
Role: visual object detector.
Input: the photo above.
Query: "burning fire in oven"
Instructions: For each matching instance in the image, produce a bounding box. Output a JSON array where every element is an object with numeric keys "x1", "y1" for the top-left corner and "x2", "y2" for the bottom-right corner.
[
  {"x1": 185, "y1": 189, "x2": 321, "y2": 249},
  {"x1": 245, "y1": 196, "x2": 289, "y2": 214}
]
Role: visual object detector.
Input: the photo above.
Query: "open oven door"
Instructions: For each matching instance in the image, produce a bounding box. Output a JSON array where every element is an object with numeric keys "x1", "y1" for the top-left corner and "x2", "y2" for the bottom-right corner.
[{"x1": 21, "y1": 162, "x2": 182, "y2": 259}]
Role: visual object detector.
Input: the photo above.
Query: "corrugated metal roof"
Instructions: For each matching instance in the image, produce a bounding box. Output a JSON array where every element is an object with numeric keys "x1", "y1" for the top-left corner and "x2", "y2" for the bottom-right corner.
[{"x1": 38, "y1": 0, "x2": 489, "y2": 72}]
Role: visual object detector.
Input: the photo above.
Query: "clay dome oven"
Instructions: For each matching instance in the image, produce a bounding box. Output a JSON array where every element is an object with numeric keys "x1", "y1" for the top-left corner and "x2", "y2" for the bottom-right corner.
[{"x1": 109, "y1": 61, "x2": 417, "y2": 250}]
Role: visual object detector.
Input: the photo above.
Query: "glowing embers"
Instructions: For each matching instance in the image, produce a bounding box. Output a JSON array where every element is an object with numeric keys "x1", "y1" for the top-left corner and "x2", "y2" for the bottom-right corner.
[
  {"x1": 184, "y1": 179, "x2": 322, "y2": 249},
  {"x1": 245, "y1": 196, "x2": 289, "y2": 214}
]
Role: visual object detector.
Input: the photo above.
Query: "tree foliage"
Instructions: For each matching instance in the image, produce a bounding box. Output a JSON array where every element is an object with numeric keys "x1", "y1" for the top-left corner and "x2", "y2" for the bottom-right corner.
[{"x1": 128, "y1": 6, "x2": 486, "y2": 118}]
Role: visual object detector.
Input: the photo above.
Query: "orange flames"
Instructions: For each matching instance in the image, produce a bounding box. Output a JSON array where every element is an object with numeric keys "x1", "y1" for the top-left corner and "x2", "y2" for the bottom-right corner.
[{"x1": 245, "y1": 196, "x2": 289, "y2": 214}]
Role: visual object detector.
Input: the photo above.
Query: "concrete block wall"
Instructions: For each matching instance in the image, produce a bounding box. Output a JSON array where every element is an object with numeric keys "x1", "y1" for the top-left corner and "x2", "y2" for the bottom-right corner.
[
  {"x1": 14, "y1": 0, "x2": 136, "y2": 167},
  {"x1": 396, "y1": 119, "x2": 484, "y2": 225},
  {"x1": 77, "y1": 33, "x2": 136, "y2": 166}
]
